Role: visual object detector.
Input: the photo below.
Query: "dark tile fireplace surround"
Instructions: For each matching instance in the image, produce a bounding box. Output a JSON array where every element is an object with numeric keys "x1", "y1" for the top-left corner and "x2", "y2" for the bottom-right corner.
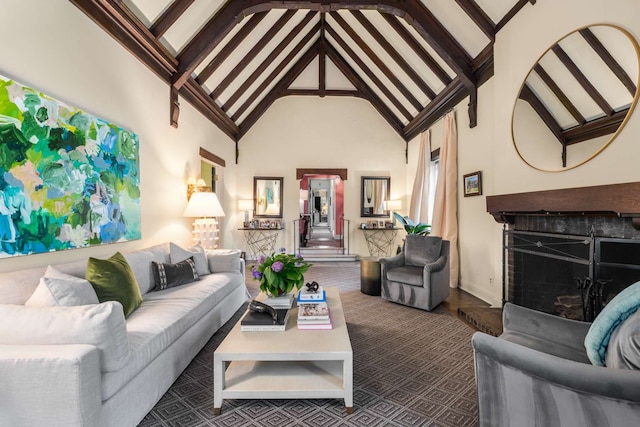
[{"x1": 487, "y1": 182, "x2": 640, "y2": 322}]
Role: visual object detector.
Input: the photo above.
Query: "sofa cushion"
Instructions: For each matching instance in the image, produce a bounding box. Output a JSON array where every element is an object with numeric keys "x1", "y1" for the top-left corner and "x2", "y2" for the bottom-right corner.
[
  {"x1": 585, "y1": 280, "x2": 640, "y2": 366},
  {"x1": 207, "y1": 249, "x2": 242, "y2": 273},
  {"x1": 25, "y1": 266, "x2": 99, "y2": 307},
  {"x1": 605, "y1": 308, "x2": 640, "y2": 369},
  {"x1": 100, "y1": 271, "x2": 245, "y2": 400},
  {"x1": 151, "y1": 257, "x2": 199, "y2": 291},
  {"x1": 404, "y1": 235, "x2": 442, "y2": 267},
  {"x1": 0, "y1": 302, "x2": 129, "y2": 372},
  {"x1": 170, "y1": 242, "x2": 210, "y2": 277},
  {"x1": 121, "y1": 244, "x2": 170, "y2": 295},
  {"x1": 86, "y1": 252, "x2": 143, "y2": 318},
  {"x1": 387, "y1": 266, "x2": 424, "y2": 287}
]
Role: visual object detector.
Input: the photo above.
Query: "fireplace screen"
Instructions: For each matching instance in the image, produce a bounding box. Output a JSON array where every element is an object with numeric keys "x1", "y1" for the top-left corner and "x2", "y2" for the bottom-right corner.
[{"x1": 505, "y1": 231, "x2": 640, "y2": 321}]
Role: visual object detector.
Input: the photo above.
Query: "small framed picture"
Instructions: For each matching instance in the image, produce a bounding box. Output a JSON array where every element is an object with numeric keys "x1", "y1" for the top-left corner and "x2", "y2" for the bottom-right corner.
[
  {"x1": 260, "y1": 220, "x2": 271, "y2": 229},
  {"x1": 385, "y1": 221, "x2": 394, "y2": 229},
  {"x1": 463, "y1": 171, "x2": 482, "y2": 197},
  {"x1": 378, "y1": 220, "x2": 385, "y2": 228}
]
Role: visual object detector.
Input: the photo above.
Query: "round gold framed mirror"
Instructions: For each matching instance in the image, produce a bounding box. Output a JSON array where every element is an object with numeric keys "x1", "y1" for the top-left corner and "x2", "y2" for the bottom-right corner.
[{"x1": 512, "y1": 24, "x2": 640, "y2": 171}]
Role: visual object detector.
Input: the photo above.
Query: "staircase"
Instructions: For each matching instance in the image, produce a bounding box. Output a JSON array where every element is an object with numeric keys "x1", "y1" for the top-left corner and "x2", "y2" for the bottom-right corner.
[{"x1": 299, "y1": 223, "x2": 358, "y2": 262}]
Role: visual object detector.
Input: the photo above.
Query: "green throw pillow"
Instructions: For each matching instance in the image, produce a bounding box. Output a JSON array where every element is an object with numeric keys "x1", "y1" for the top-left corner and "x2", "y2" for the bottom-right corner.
[{"x1": 86, "y1": 252, "x2": 143, "y2": 318}]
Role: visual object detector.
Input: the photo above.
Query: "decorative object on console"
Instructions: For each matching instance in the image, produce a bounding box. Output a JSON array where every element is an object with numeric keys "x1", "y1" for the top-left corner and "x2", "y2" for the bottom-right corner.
[
  {"x1": 463, "y1": 171, "x2": 482, "y2": 197},
  {"x1": 238, "y1": 199, "x2": 253, "y2": 227},
  {"x1": 251, "y1": 248, "x2": 311, "y2": 297},
  {"x1": 0, "y1": 74, "x2": 141, "y2": 257},
  {"x1": 183, "y1": 192, "x2": 225, "y2": 249}
]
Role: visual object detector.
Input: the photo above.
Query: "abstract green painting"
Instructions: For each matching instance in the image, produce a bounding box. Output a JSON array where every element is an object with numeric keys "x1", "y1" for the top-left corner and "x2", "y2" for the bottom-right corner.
[{"x1": 0, "y1": 74, "x2": 141, "y2": 256}]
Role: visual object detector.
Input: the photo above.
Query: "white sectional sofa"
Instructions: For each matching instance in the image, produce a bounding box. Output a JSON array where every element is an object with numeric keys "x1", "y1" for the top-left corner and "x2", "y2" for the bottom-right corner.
[{"x1": 0, "y1": 243, "x2": 248, "y2": 427}]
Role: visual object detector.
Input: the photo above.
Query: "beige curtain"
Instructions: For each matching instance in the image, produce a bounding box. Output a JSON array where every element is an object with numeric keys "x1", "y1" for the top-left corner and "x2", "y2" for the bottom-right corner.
[
  {"x1": 409, "y1": 130, "x2": 431, "y2": 224},
  {"x1": 431, "y1": 112, "x2": 459, "y2": 288}
]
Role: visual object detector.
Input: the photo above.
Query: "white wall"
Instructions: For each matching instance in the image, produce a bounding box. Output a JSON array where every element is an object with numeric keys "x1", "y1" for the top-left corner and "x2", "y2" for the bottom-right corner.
[
  {"x1": 234, "y1": 96, "x2": 407, "y2": 256},
  {"x1": 480, "y1": 0, "x2": 640, "y2": 305},
  {"x1": 0, "y1": 0, "x2": 237, "y2": 273}
]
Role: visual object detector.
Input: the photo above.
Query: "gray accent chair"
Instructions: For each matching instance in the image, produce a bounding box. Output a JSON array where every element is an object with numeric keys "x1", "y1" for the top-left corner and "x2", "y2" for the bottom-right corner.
[
  {"x1": 472, "y1": 303, "x2": 640, "y2": 427},
  {"x1": 379, "y1": 235, "x2": 450, "y2": 311}
]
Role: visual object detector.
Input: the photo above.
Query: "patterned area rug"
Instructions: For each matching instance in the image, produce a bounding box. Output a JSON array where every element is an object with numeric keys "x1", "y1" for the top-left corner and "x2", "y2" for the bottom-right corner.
[{"x1": 140, "y1": 262, "x2": 478, "y2": 427}]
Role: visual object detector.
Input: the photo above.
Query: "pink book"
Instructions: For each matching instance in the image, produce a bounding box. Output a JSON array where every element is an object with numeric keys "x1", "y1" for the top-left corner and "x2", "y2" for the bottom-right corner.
[{"x1": 297, "y1": 321, "x2": 333, "y2": 330}]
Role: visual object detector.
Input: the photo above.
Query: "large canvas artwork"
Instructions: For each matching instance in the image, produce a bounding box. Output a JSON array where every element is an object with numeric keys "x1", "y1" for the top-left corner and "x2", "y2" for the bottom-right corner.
[{"x1": 0, "y1": 75, "x2": 141, "y2": 257}]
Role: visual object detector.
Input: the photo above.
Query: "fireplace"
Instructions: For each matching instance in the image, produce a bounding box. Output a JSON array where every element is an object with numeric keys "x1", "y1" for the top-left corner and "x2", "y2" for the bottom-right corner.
[{"x1": 487, "y1": 182, "x2": 640, "y2": 322}]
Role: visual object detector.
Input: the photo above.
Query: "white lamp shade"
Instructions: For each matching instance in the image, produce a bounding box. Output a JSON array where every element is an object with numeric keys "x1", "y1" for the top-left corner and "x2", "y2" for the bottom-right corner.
[
  {"x1": 184, "y1": 192, "x2": 225, "y2": 218},
  {"x1": 238, "y1": 199, "x2": 253, "y2": 211},
  {"x1": 384, "y1": 200, "x2": 402, "y2": 211}
]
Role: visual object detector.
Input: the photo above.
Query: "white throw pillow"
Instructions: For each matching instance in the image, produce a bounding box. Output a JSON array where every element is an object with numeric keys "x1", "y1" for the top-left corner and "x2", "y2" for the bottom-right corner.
[
  {"x1": 170, "y1": 242, "x2": 210, "y2": 276},
  {"x1": 206, "y1": 249, "x2": 242, "y2": 273},
  {"x1": 0, "y1": 301, "x2": 129, "y2": 372},
  {"x1": 25, "y1": 266, "x2": 99, "y2": 307}
]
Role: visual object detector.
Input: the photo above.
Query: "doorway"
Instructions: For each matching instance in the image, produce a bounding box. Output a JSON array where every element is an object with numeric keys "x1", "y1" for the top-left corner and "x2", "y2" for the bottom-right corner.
[{"x1": 299, "y1": 174, "x2": 344, "y2": 249}]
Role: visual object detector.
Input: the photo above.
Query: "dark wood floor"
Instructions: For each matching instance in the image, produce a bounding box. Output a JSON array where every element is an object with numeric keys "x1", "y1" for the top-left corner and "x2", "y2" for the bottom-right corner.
[{"x1": 442, "y1": 288, "x2": 503, "y2": 336}]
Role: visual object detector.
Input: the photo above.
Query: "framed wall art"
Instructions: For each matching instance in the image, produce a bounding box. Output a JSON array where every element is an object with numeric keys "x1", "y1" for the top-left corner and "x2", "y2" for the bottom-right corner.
[
  {"x1": 463, "y1": 171, "x2": 482, "y2": 197},
  {"x1": 0, "y1": 74, "x2": 141, "y2": 257}
]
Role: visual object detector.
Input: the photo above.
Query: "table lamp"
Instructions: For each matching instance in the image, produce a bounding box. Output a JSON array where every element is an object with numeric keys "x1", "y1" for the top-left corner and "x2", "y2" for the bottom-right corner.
[
  {"x1": 184, "y1": 192, "x2": 225, "y2": 249},
  {"x1": 384, "y1": 200, "x2": 402, "y2": 226},
  {"x1": 238, "y1": 199, "x2": 253, "y2": 226}
]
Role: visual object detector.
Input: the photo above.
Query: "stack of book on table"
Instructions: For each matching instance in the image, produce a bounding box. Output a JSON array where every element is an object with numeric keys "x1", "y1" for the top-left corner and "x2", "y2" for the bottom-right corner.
[
  {"x1": 297, "y1": 286, "x2": 332, "y2": 330},
  {"x1": 240, "y1": 306, "x2": 289, "y2": 332},
  {"x1": 262, "y1": 292, "x2": 295, "y2": 309}
]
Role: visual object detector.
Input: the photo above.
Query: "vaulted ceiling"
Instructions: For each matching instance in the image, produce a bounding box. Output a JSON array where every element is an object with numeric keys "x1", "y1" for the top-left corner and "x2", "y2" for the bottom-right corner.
[{"x1": 70, "y1": 0, "x2": 536, "y2": 155}]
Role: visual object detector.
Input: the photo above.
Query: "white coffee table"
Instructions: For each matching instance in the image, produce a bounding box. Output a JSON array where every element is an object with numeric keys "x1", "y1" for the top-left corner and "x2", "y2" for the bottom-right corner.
[{"x1": 213, "y1": 287, "x2": 353, "y2": 414}]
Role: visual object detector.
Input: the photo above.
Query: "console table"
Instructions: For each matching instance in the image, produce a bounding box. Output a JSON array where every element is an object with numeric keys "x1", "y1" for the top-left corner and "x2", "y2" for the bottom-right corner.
[
  {"x1": 359, "y1": 228, "x2": 400, "y2": 257},
  {"x1": 239, "y1": 227, "x2": 281, "y2": 259}
]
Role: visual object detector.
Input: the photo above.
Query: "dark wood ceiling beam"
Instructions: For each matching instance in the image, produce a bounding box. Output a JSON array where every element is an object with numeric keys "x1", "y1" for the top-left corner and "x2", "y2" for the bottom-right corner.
[
  {"x1": 564, "y1": 108, "x2": 629, "y2": 145},
  {"x1": 324, "y1": 23, "x2": 412, "y2": 121},
  {"x1": 552, "y1": 44, "x2": 613, "y2": 115},
  {"x1": 519, "y1": 84, "x2": 565, "y2": 145},
  {"x1": 173, "y1": 1, "x2": 477, "y2": 90},
  {"x1": 454, "y1": 0, "x2": 495, "y2": 41},
  {"x1": 579, "y1": 28, "x2": 637, "y2": 96},
  {"x1": 350, "y1": 10, "x2": 436, "y2": 100},
  {"x1": 496, "y1": 0, "x2": 536, "y2": 33},
  {"x1": 239, "y1": 42, "x2": 320, "y2": 138},
  {"x1": 195, "y1": 12, "x2": 269, "y2": 86},
  {"x1": 324, "y1": 42, "x2": 405, "y2": 138},
  {"x1": 150, "y1": 0, "x2": 195, "y2": 38},
  {"x1": 209, "y1": 10, "x2": 298, "y2": 100},
  {"x1": 330, "y1": 11, "x2": 422, "y2": 112},
  {"x1": 70, "y1": 0, "x2": 177, "y2": 81},
  {"x1": 404, "y1": 78, "x2": 464, "y2": 141},
  {"x1": 284, "y1": 89, "x2": 360, "y2": 97},
  {"x1": 319, "y1": 12, "x2": 326, "y2": 95},
  {"x1": 533, "y1": 64, "x2": 585, "y2": 125},
  {"x1": 231, "y1": 22, "x2": 321, "y2": 122},
  {"x1": 179, "y1": 78, "x2": 239, "y2": 140},
  {"x1": 379, "y1": 13, "x2": 452, "y2": 86},
  {"x1": 223, "y1": 13, "x2": 318, "y2": 112}
]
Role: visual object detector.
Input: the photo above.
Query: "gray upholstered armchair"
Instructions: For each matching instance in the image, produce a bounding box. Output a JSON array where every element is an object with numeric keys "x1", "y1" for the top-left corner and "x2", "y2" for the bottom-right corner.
[
  {"x1": 472, "y1": 303, "x2": 640, "y2": 427},
  {"x1": 379, "y1": 235, "x2": 450, "y2": 311}
]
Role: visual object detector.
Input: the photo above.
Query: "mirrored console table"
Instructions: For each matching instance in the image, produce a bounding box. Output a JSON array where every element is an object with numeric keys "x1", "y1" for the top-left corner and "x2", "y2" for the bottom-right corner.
[
  {"x1": 239, "y1": 227, "x2": 282, "y2": 260},
  {"x1": 359, "y1": 228, "x2": 400, "y2": 257}
]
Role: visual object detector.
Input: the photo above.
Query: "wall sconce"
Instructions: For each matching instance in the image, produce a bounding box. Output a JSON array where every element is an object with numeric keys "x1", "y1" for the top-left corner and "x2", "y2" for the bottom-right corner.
[
  {"x1": 183, "y1": 192, "x2": 225, "y2": 249},
  {"x1": 238, "y1": 199, "x2": 253, "y2": 226},
  {"x1": 384, "y1": 200, "x2": 402, "y2": 226},
  {"x1": 186, "y1": 177, "x2": 210, "y2": 200}
]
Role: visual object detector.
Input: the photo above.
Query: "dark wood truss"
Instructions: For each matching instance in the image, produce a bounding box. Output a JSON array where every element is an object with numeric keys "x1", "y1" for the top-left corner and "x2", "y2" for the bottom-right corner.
[{"x1": 70, "y1": 0, "x2": 535, "y2": 160}]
